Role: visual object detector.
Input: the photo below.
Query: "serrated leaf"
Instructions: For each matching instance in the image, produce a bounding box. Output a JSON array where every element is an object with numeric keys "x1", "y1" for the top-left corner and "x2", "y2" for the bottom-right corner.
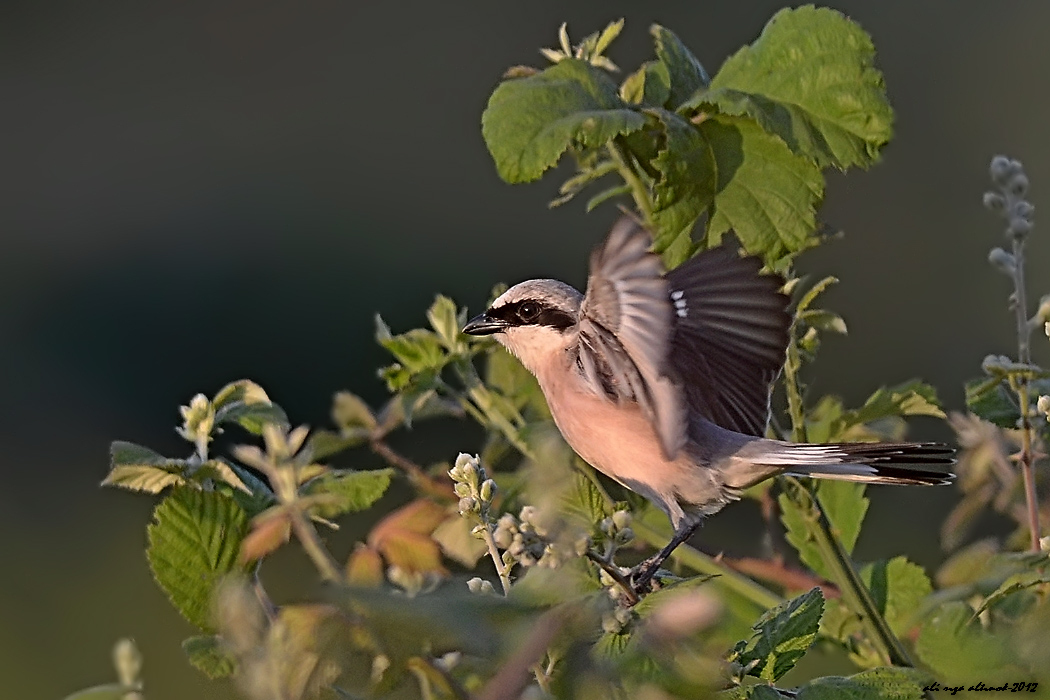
[
  {"x1": 509, "y1": 556, "x2": 603, "y2": 607},
  {"x1": 796, "y1": 666, "x2": 927, "y2": 700},
  {"x1": 735, "y1": 587, "x2": 823, "y2": 682},
  {"x1": 305, "y1": 429, "x2": 369, "y2": 461},
  {"x1": 964, "y1": 376, "x2": 1034, "y2": 429},
  {"x1": 368, "y1": 499, "x2": 449, "y2": 575},
  {"x1": 240, "y1": 508, "x2": 292, "y2": 563},
  {"x1": 183, "y1": 634, "x2": 236, "y2": 679},
  {"x1": 916, "y1": 602, "x2": 1019, "y2": 684},
  {"x1": 780, "y1": 480, "x2": 867, "y2": 580},
  {"x1": 212, "y1": 379, "x2": 271, "y2": 411},
  {"x1": 800, "y1": 309, "x2": 847, "y2": 335},
  {"x1": 214, "y1": 400, "x2": 289, "y2": 436},
  {"x1": 102, "y1": 464, "x2": 186, "y2": 494},
  {"x1": 651, "y1": 24, "x2": 709, "y2": 109},
  {"x1": 696, "y1": 6, "x2": 893, "y2": 169},
  {"x1": 561, "y1": 470, "x2": 609, "y2": 529},
  {"x1": 649, "y1": 109, "x2": 716, "y2": 267},
  {"x1": 194, "y1": 459, "x2": 251, "y2": 494},
  {"x1": 378, "y1": 326, "x2": 445, "y2": 375},
  {"x1": 701, "y1": 114, "x2": 824, "y2": 264},
  {"x1": 482, "y1": 58, "x2": 647, "y2": 183},
  {"x1": 300, "y1": 469, "x2": 392, "y2": 519},
  {"x1": 345, "y1": 543, "x2": 384, "y2": 586},
  {"x1": 620, "y1": 60, "x2": 671, "y2": 106},
  {"x1": 147, "y1": 487, "x2": 250, "y2": 630},
  {"x1": 860, "y1": 557, "x2": 932, "y2": 636}
]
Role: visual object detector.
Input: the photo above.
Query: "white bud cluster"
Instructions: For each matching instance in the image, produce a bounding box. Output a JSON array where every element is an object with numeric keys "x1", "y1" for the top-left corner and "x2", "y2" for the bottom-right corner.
[
  {"x1": 466, "y1": 576, "x2": 497, "y2": 595},
  {"x1": 448, "y1": 453, "x2": 497, "y2": 517},
  {"x1": 599, "y1": 509, "x2": 635, "y2": 546},
  {"x1": 985, "y1": 156, "x2": 1035, "y2": 243},
  {"x1": 491, "y1": 507, "x2": 574, "y2": 569}
]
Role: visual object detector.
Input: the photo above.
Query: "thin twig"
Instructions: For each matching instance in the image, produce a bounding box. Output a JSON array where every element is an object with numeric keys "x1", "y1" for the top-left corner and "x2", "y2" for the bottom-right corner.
[
  {"x1": 1010, "y1": 233, "x2": 1041, "y2": 551},
  {"x1": 370, "y1": 438, "x2": 449, "y2": 499},
  {"x1": 585, "y1": 550, "x2": 640, "y2": 606},
  {"x1": 477, "y1": 607, "x2": 571, "y2": 700},
  {"x1": 290, "y1": 509, "x2": 343, "y2": 583},
  {"x1": 480, "y1": 526, "x2": 513, "y2": 596},
  {"x1": 718, "y1": 555, "x2": 839, "y2": 599}
]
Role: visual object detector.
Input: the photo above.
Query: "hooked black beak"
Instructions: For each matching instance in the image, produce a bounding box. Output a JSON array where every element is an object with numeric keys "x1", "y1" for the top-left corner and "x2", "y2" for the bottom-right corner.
[{"x1": 463, "y1": 312, "x2": 507, "y2": 336}]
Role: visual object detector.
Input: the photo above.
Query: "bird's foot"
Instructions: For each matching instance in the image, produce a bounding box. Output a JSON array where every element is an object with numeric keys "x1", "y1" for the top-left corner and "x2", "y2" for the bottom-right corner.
[{"x1": 629, "y1": 556, "x2": 664, "y2": 596}]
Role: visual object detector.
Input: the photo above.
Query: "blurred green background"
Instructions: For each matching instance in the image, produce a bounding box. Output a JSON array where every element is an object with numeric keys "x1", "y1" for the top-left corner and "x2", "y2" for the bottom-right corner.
[{"x1": 2, "y1": 1, "x2": 1048, "y2": 697}]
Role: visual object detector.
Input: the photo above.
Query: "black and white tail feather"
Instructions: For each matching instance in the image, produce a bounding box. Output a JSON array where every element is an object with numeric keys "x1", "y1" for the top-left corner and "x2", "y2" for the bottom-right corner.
[{"x1": 763, "y1": 442, "x2": 955, "y2": 485}]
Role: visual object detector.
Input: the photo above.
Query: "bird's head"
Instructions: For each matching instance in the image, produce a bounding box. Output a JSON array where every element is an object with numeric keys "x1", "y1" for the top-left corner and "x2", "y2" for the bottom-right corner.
[{"x1": 463, "y1": 279, "x2": 582, "y2": 374}]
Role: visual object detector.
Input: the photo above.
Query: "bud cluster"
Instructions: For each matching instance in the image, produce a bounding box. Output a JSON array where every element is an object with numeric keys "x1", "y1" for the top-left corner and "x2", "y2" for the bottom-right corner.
[
  {"x1": 985, "y1": 155, "x2": 1035, "y2": 244},
  {"x1": 448, "y1": 453, "x2": 498, "y2": 519},
  {"x1": 491, "y1": 507, "x2": 584, "y2": 569},
  {"x1": 599, "y1": 509, "x2": 635, "y2": 547},
  {"x1": 177, "y1": 393, "x2": 215, "y2": 456}
]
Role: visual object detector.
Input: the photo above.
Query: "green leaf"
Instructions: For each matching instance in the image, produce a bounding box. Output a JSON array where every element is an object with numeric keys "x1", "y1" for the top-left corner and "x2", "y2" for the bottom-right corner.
[
  {"x1": 103, "y1": 441, "x2": 187, "y2": 494},
  {"x1": 780, "y1": 480, "x2": 867, "y2": 579},
  {"x1": 561, "y1": 470, "x2": 609, "y2": 529},
  {"x1": 377, "y1": 324, "x2": 446, "y2": 375},
  {"x1": 733, "y1": 587, "x2": 823, "y2": 682},
  {"x1": 182, "y1": 634, "x2": 236, "y2": 679},
  {"x1": 720, "y1": 686, "x2": 787, "y2": 700},
  {"x1": 700, "y1": 114, "x2": 824, "y2": 264},
  {"x1": 620, "y1": 60, "x2": 671, "y2": 107},
  {"x1": 486, "y1": 346, "x2": 549, "y2": 418},
  {"x1": 212, "y1": 379, "x2": 289, "y2": 435},
  {"x1": 426, "y1": 295, "x2": 466, "y2": 350},
  {"x1": 963, "y1": 375, "x2": 1043, "y2": 429},
  {"x1": 330, "y1": 391, "x2": 376, "y2": 432},
  {"x1": 649, "y1": 109, "x2": 716, "y2": 266},
  {"x1": 696, "y1": 6, "x2": 893, "y2": 170},
  {"x1": 300, "y1": 468, "x2": 393, "y2": 519},
  {"x1": 482, "y1": 59, "x2": 647, "y2": 183},
  {"x1": 633, "y1": 573, "x2": 719, "y2": 619},
  {"x1": 796, "y1": 666, "x2": 928, "y2": 699},
  {"x1": 915, "y1": 602, "x2": 1019, "y2": 684},
  {"x1": 860, "y1": 557, "x2": 932, "y2": 636},
  {"x1": 194, "y1": 459, "x2": 251, "y2": 494},
  {"x1": 147, "y1": 487, "x2": 250, "y2": 630},
  {"x1": 651, "y1": 24, "x2": 709, "y2": 109}
]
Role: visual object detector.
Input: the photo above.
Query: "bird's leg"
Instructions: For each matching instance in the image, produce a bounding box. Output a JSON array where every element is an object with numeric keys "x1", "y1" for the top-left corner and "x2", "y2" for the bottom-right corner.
[{"x1": 630, "y1": 518, "x2": 703, "y2": 593}]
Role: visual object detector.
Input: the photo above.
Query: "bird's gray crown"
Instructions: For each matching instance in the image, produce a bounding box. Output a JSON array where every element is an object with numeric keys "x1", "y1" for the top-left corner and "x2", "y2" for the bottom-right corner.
[{"x1": 487, "y1": 279, "x2": 583, "y2": 331}]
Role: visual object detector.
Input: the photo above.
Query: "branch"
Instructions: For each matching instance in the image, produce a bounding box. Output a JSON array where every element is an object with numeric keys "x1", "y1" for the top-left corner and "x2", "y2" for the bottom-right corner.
[
  {"x1": 717, "y1": 554, "x2": 840, "y2": 599},
  {"x1": 607, "y1": 139, "x2": 653, "y2": 228},
  {"x1": 370, "y1": 438, "x2": 450, "y2": 499}
]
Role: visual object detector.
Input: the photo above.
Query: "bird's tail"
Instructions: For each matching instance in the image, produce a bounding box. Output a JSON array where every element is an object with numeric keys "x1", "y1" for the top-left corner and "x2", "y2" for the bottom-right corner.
[{"x1": 760, "y1": 442, "x2": 955, "y2": 486}]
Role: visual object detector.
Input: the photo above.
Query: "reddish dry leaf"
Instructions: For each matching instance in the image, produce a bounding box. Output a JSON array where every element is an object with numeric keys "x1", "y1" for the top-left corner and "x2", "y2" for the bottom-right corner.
[
  {"x1": 346, "y1": 543, "x2": 384, "y2": 587},
  {"x1": 240, "y1": 510, "x2": 292, "y2": 563}
]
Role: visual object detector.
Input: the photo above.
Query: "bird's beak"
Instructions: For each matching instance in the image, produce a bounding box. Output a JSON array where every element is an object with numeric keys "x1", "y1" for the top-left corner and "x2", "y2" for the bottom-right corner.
[{"x1": 463, "y1": 312, "x2": 506, "y2": 336}]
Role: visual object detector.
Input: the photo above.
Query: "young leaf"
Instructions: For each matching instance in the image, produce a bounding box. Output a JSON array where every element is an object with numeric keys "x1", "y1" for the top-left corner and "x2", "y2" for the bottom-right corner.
[
  {"x1": 482, "y1": 59, "x2": 647, "y2": 183},
  {"x1": 561, "y1": 470, "x2": 610, "y2": 529},
  {"x1": 300, "y1": 468, "x2": 393, "y2": 519},
  {"x1": 963, "y1": 376, "x2": 1049, "y2": 429},
  {"x1": 367, "y1": 499, "x2": 450, "y2": 575},
  {"x1": 146, "y1": 487, "x2": 250, "y2": 630},
  {"x1": 860, "y1": 557, "x2": 932, "y2": 636},
  {"x1": 649, "y1": 109, "x2": 716, "y2": 265},
  {"x1": 695, "y1": 6, "x2": 893, "y2": 170},
  {"x1": 651, "y1": 24, "x2": 709, "y2": 109},
  {"x1": 700, "y1": 114, "x2": 824, "y2": 263},
  {"x1": 732, "y1": 587, "x2": 824, "y2": 683},
  {"x1": 182, "y1": 634, "x2": 236, "y2": 679},
  {"x1": 426, "y1": 295, "x2": 466, "y2": 351},
  {"x1": 103, "y1": 441, "x2": 187, "y2": 494},
  {"x1": 212, "y1": 379, "x2": 289, "y2": 435},
  {"x1": 620, "y1": 60, "x2": 671, "y2": 107},
  {"x1": 330, "y1": 391, "x2": 377, "y2": 432},
  {"x1": 194, "y1": 459, "x2": 251, "y2": 494}
]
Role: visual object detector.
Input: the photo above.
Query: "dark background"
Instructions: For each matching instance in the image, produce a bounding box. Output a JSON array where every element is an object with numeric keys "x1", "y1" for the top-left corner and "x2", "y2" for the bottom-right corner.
[{"x1": 2, "y1": 2, "x2": 1048, "y2": 698}]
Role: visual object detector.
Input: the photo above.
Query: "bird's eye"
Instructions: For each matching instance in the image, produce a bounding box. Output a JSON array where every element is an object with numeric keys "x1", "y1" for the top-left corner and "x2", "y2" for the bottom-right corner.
[{"x1": 518, "y1": 302, "x2": 540, "y2": 323}]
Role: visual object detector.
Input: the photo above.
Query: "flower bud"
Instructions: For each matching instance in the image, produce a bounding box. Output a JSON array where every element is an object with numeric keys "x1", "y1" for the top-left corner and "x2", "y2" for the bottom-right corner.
[
  {"x1": 458, "y1": 496, "x2": 477, "y2": 513},
  {"x1": 453, "y1": 482, "x2": 472, "y2": 498},
  {"x1": 493, "y1": 527, "x2": 513, "y2": 549},
  {"x1": 1010, "y1": 216, "x2": 1032, "y2": 238},
  {"x1": 1014, "y1": 200, "x2": 1035, "y2": 220},
  {"x1": 1037, "y1": 395, "x2": 1050, "y2": 418},
  {"x1": 988, "y1": 247, "x2": 1016, "y2": 274},
  {"x1": 479, "y1": 478, "x2": 496, "y2": 502},
  {"x1": 983, "y1": 191, "x2": 1005, "y2": 213},
  {"x1": 990, "y1": 155, "x2": 1012, "y2": 184},
  {"x1": 1010, "y1": 173, "x2": 1030, "y2": 197},
  {"x1": 519, "y1": 505, "x2": 538, "y2": 523},
  {"x1": 611, "y1": 509, "x2": 632, "y2": 530}
]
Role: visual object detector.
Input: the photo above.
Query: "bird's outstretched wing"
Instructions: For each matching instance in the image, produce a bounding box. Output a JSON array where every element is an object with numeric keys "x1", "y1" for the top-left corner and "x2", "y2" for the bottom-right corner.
[
  {"x1": 577, "y1": 217, "x2": 687, "y2": 460},
  {"x1": 665, "y1": 237, "x2": 790, "y2": 436}
]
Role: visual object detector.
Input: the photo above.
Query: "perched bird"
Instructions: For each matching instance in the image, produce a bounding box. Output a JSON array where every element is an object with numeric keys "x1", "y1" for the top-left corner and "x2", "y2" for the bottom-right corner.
[{"x1": 463, "y1": 216, "x2": 953, "y2": 590}]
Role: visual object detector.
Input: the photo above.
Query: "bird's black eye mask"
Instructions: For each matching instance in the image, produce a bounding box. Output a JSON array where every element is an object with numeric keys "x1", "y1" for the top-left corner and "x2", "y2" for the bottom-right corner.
[{"x1": 488, "y1": 300, "x2": 576, "y2": 331}]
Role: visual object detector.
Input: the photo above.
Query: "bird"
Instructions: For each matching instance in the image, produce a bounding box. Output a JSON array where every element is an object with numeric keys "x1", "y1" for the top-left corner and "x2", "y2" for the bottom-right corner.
[{"x1": 462, "y1": 215, "x2": 954, "y2": 592}]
